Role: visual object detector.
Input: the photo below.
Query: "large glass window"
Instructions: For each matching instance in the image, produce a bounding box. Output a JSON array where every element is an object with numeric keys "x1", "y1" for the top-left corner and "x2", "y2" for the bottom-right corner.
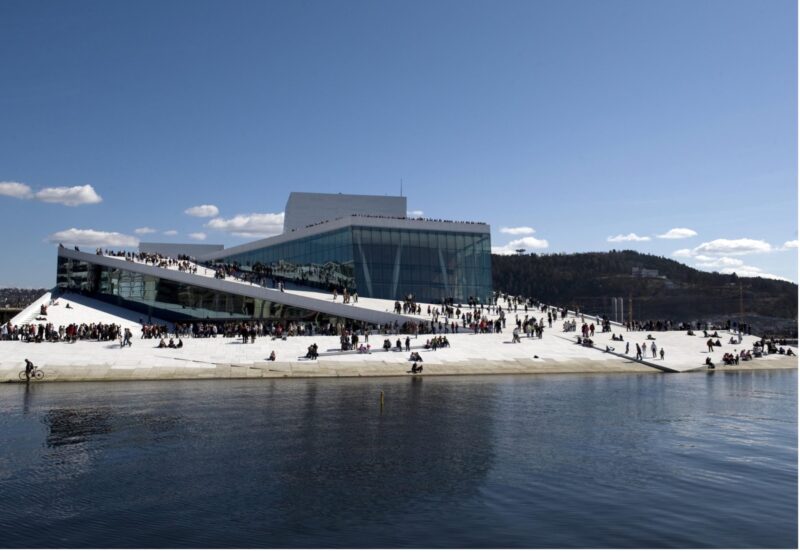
[
  {"x1": 350, "y1": 226, "x2": 492, "y2": 303},
  {"x1": 214, "y1": 228, "x2": 356, "y2": 293},
  {"x1": 205, "y1": 224, "x2": 492, "y2": 303},
  {"x1": 56, "y1": 256, "x2": 359, "y2": 325}
]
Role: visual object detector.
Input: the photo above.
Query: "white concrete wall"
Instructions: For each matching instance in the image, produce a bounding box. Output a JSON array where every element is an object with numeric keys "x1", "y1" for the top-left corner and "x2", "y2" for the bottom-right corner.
[{"x1": 284, "y1": 192, "x2": 407, "y2": 232}]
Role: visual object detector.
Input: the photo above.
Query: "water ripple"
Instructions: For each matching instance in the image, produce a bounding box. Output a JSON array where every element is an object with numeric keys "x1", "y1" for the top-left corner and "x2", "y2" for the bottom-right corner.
[{"x1": 0, "y1": 370, "x2": 795, "y2": 547}]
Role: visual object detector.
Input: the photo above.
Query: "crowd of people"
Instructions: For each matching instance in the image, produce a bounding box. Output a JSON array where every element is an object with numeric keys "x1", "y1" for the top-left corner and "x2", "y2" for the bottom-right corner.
[
  {"x1": 103, "y1": 249, "x2": 200, "y2": 274},
  {"x1": 344, "y1": 213, "x2": 488, "y2": 226},
  {"x1": 394, "y1": 297, "x2": 422, "y2": 315},
  {"x1": 332, "y1": 288, "x2": 357, "y2": 304},
  {"x1": 157, "y1": 337, "x2": 184, "y2": 349},
  {"x1": 423, "y1": 336, "x2": 450, "y2": 350},
  {"x1": 210, "y1": 261, "x2": 273, "y2": 286},
  {"x1": 715, "y1": 343, "x2": 795, "y2": 367},
  {"x1": 6, "y1": 280, "x2": 796, "y2": 380},
  {"x1": 1, "y1": 321, "x2": 124, "y2": 343},
  {"x1": 625, "y1": 319, "x2": 752, "y2": 335}
]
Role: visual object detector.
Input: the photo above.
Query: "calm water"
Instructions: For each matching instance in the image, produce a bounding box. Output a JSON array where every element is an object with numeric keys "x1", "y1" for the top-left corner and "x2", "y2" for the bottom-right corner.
[{"x1": 0, "y1": 370, "x2": 796, "y2": 548}]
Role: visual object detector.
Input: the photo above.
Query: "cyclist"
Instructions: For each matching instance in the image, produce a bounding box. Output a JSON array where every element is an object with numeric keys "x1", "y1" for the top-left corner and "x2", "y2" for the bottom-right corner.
[{"x1": 24, "y1": 359, "x2": 34, "y2": 382}]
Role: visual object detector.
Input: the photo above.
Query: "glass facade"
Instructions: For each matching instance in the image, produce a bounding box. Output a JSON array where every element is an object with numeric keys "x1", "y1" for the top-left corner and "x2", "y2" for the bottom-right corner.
[
  {"x1": 56, "y1": 256, "x2": 353, "y2": 324},
  {"x1": 215, "y1": 225, "x2": 492, "y2": 303},
  {"x1": 218, "y1": 228, "x2": 356, "y2": 292}
]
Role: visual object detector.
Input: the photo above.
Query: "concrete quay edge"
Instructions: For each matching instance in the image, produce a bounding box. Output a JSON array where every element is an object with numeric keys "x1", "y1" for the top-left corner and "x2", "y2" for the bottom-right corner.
[{"x1": 2, "y1": 356, "x2": 795, "y2": 384}]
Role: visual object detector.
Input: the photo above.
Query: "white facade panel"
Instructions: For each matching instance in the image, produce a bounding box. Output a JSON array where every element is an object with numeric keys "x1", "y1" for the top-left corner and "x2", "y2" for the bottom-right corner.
[{"x1": 284, "y1": 192, "x2": 406, "y2": 232}]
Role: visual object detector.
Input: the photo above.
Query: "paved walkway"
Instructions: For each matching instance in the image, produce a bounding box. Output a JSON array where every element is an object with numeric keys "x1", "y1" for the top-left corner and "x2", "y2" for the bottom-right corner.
[
  {"x1": 4, "y1": 291, "x2": 795, "y2": 383},
  {"x1": 2, "y1": 325, "x2": 795, "y2": 383}
]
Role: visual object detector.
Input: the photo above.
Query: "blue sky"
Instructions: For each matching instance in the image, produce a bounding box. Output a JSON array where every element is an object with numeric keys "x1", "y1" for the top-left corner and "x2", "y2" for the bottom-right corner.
[{"x1": 1, "y1": 0, "x2": 796, "y2": 287}]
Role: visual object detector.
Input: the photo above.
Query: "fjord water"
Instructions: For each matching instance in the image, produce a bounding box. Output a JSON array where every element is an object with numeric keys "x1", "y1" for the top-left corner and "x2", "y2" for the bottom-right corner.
[{"x1": 0, "y1": 370, "x2": 795, "y2": 548}]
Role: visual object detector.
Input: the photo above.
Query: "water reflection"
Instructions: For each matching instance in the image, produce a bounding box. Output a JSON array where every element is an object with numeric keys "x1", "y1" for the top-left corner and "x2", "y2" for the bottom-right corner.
[
  {"x1": 0, "y1": 371, "x2": 794, "y2": 548},
  {"x1": 44, "y1": 408, "x2": 113, "y2": 448}
]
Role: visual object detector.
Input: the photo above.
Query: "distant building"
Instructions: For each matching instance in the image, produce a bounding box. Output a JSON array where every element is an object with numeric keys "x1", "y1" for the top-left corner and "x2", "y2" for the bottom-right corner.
[{"x1": 632, "y1": 267, "x2": 661, "y2": 279}]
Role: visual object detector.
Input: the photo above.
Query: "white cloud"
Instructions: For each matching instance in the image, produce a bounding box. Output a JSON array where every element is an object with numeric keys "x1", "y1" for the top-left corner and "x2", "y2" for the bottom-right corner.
[
  {"x1": 206, "y1": 212, "x2": 284, "y2": 238},
  {"x1": 134, "y1": 227, "x2": 157, "y2": 235},
  {"x1": 1, "y1": 181, "x2": 102, "y2": 206},
  {"x1": 674, "y1": 238, "x2": 773, "y2": 259},
  {"x1": 188, "y1": 232, "x2": 207, "y2": 241},
  {"x1": 163, "y1": 230, "x2": 178, "y2": 236},
  {"x1": 407, "y1": 210, "x2": 424, "y2": 218},
  {"x1": 694, "y1": 257, "x2": 744, "y2": 269},
  {"x1": 47, "y1": 228, "x2": 139, "y2": 248},
  {"x1": 34, "y1": 184, "x2": 102, "y2": 206},
  {"x1": 688, "y1": 253, "x2": 792, "y2": 282},
  {"x1": 492, "y1": 236, "x2": 549, "y2": 255},
  {"x1": 783, "y1": 240, "x2": 798, "y2": 249},
  {"x1": 657, "y1": 227, "x2": 697, "y2": 239},
  {"x1": 0, "y1": 181, "x2": 33, "y2": 199},
  {"x1": 185, "y1": 204, "x2": 219, "y2": 218},
  {"x1": 671, "y1": 237, "x2": 793, "y2": 281},
  {"x1": 500, "y1": 226, "x2": 535, "y2": 235},
  {"x1": 607, "y1": 233, "x2": 650, "y2": 243},
  {"x1": 718, "y1": 266, "x2": 791, "y2": 282},
  {"x1": 692, "y1": 238, "x2": 772, "y2": 257}
]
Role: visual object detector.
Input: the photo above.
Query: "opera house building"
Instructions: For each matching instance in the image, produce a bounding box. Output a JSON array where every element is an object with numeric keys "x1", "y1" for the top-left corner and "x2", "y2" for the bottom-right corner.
[{"x1": 55, "y1": 192, "x2": 492, "y2": 326}]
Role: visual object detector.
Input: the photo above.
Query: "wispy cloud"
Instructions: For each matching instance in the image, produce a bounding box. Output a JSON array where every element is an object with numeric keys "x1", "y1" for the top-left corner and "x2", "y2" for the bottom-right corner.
[
  {"x1": 674, "y1": 238, "x2": 773, "y2": 259},
  {"x1": 206, "y1": 212, "x2": 284, "y2": 238},
  {"x1": 717, "y1": 266, "x2": 791, "y2": 282},
  {"x1": 0, "y1": 181, "x2": 34, "y2": 199},
  {"x1": 677, "y1": 239, "x2": 791, "y2": 281},
  {"x1": 188, "y1": 232, "x2": 207, "y2": 241},
  {"x1": 657, "y1": 227, "x2": 697, "y2": 239},
  {"x1": 783, "y1": 240, "x2": 798, "y2": 249},
  {"x1": 607, "y1": 233, "x2": 650, "y2": 242},
  {"x1": 185, "y1": 204, "x2": 219, "y2": 218},
  {"x1": 492, "y1": 236, "x2": 549, "y2": 255},
  {"x1": 47, "y1": 228, "x2": 138, "y2": 248},
  {"x1": 691, "y1": 238, "x2": 772, "y2": 257},
  {"x1": 134, "y1": 227, "x2": 157, "y2": 235},
  {"x1": 163, "y1": 230, "x2": 178, "y2": 236},
  {"x1": 1, "y1": 181, "x2": 102, "y2": 206},
  {"x1": 694, "y1": 256, "x2": 744, "y2": 269},
  {"x1": 500, "y1": 226, "x2": 535, "y2": 235},
  {"x1": 407, "y1": 210, "x2": 424, "y2": 218},
  {"x1": 694, "y1": 255, "x2": 791, "y2": 281}
]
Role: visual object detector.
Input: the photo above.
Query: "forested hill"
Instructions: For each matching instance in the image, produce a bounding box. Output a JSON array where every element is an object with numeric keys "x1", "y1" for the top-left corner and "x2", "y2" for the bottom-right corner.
[{"x1": 491, "y1": 250, "x2": 798, "y2": 334}]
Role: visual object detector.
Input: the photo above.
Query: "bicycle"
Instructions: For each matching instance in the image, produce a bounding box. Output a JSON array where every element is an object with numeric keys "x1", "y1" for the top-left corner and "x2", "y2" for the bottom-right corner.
[{"x1": 18, "y1": 367, "x2": 44, "y2": 381}]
